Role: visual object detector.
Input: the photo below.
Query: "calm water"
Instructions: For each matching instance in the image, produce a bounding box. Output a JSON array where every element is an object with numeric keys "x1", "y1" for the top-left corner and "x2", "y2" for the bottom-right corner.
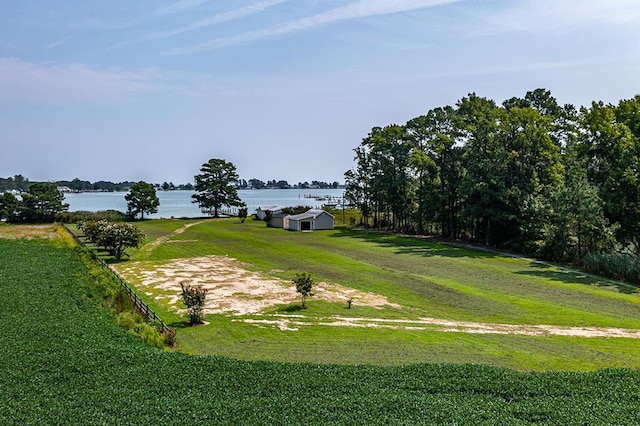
[{"x1": 64, "y1": 189, "x2": 345, "y2": 218}]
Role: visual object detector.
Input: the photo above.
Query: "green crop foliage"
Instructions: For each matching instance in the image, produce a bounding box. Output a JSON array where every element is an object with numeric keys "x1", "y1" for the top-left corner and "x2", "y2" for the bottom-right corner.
[{"x1": 1, "y1": 236, "x2": 640, "y2": 424}]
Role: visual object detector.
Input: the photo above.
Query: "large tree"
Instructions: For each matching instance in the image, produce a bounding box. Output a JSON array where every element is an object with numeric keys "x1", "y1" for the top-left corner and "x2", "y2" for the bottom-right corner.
[
  {"x1": 192, "y1": 158, "x2": 244, "y2": 217},
  {"x1": 576, "y1": 99, "x2": 640, "y2": 254},
  {"x1": 125, "y1": 181, "x2": 159, "y2": 219},
  {"x1": 0, "y1": 192, "x2": 20, "y2": 222},
  {"x1": 19, "y1": 182, "x2": 69, "y2": 223}
]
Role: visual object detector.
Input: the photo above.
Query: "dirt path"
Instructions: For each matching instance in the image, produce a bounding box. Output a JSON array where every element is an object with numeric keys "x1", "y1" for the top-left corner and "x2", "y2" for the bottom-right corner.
[{"x1": 139, "y1": 220, "x2": 205, "y2": 254}]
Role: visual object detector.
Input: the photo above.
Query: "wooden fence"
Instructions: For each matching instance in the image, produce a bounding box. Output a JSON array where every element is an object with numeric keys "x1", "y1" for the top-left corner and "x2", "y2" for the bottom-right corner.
[{"x1": 60, "y1": 223, "x2": 171, "y2": 334}]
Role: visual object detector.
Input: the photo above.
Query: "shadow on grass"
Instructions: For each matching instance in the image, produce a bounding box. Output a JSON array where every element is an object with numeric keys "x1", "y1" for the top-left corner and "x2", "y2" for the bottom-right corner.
[
  {"x1": 330, "y1": 227, "x2": 500, "y2": 260},
  {"x1": 276, "y1": 304, "x2": 304, "y2": 313},
  {"x1": 168, "y1": 320, "x2": 190, "y2": 328},
  {"x1": 514, "y1": 262, "x2": 639, "y2": 294}
]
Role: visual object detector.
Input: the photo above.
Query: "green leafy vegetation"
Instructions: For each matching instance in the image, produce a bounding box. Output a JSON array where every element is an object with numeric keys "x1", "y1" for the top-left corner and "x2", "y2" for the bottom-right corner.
[
  {"x1": 125, "y1": 180, "x2": 160, "y2": 219},
  {"x1": 2, "y1": 236, "x2": 640, "y2": 424},
  {"x1": 1, "y1": 182, "x2": 68, "y2": 223},
  {"x1": 180, "y1": 281, "x2": 208, "y2": 324},
  {"x1": 192, "y1": 157, "x2": 245, "y2": 217},
  {"x1": 293, "y1": 272, "x2": 314, "y2": 309},
  {"x1": 78, "y1": 219, "x2": 146, "y2": 260}
]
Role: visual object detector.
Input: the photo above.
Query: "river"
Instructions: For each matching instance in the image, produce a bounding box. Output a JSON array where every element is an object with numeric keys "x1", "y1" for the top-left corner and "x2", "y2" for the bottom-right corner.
[{"x1": 63, "y1": 188, "x2": 345, "y2": 219}]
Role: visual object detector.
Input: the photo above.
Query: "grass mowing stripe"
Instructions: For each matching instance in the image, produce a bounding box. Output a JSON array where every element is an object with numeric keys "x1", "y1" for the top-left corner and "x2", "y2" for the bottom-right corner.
[{"x1": 118, "y1": 219, "x2": 640, "y2": 369}]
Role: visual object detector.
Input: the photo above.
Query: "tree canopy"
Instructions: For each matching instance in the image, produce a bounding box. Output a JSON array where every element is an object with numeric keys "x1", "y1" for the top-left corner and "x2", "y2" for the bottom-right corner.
[
  {"x1": 78, "y1": 220, "x2": 145, "y2": 260},
  {"x1": 17, "y1": 182, "x2": 69, "y2": 223},
  {"x1": 293, "y1": 272, "x2": 314, "y2": 309},
  {"x1": 192, "y1": 158, "x2": 245, "y2": 217},
  {"x1": 125, "y1": 181, "x2": 159, "y2": 220},
  {"x1": 345, "y1": 89, "x2": 640, "y2": 262}
]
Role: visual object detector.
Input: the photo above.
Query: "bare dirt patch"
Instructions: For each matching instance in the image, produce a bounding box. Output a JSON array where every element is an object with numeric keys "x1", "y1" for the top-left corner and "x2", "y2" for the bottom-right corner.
[
  {"x1": 238, "y1": 315, "x2": 640, "y2": 337},
  {"x1": 113, "y1": 255, "x2": 398, "y2": 315}
]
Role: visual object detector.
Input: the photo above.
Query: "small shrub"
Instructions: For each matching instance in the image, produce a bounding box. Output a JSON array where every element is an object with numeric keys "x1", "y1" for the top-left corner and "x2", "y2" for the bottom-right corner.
[
  {"x1": 117, "y1": 311, "x2": 142, "y2": 329},
  {"x1": 293, "y1": 272, "x2": 314, "y2": 309},
  {"x1": 180, "y1": 281, "x2": 208, "y2": 324},
  {"x1": 162, "y1": 327, "x2": 178, "y2": 347},
  {"x1": 109, "y1": 288, "x2": 133, "y2": 313},
  {"x1": 137, "y1": 323, "x2": 165, "y2": 348}
]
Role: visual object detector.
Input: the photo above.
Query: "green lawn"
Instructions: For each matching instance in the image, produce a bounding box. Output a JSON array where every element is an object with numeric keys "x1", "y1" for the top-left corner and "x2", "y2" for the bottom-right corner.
[
  {"x1": 114, "y1": 218, "x2": 640, "y2": 371},
  {"x1": 2, "y1": 235, "x2": 640, "y2": 424}
]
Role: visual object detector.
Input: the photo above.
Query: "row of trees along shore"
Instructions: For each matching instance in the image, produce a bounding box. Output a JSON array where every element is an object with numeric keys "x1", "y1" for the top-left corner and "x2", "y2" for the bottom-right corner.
[
  {"x1": 0, "y1": 176, "x2": 342, "y2": 193},
  {"x1": 344, "y1": 89, "x2": 640, "y2": 270}
]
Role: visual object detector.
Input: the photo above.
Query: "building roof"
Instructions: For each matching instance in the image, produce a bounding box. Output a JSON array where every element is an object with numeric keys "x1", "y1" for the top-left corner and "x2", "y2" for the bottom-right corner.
[
  {"x1": 287, "y1": 209, "x2": 335, "y2": 221},
  {"x1": 256, "y1": 206, "x2": 285, "y2": 212}
]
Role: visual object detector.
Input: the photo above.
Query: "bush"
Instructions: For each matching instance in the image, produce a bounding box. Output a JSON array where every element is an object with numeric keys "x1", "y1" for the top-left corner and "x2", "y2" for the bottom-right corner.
[
  {"x1": 78, "y1": 219, "x2": 145, "y2": 260},
  {"x1": 579, "y1": 253, "x2": 640, "y2": 285},
  {"x1": 180, "y1": 281, "x2": 208, "y2": 324},
  {"x1": 162, "y1": 327, "x2": 178, "y2": 347},
  {"x1": 56, "y1": 210, "x2": 126, "y2": 223}
]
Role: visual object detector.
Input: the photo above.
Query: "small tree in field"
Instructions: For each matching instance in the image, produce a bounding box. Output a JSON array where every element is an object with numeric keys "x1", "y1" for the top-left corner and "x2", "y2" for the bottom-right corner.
[
  {"x1": 180, "y1": 281, "x2": 208, "y2": 324},
  {"x1": 293, "y1": 272, "x2": 314, "y2": 309},
  {"x1": 238, "y1": 205, "x2": 248, "y2": 223}
]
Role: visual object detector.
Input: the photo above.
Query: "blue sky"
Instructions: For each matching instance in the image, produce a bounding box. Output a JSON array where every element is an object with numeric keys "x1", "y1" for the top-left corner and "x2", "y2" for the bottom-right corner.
[{"x1": 1, "y1": 0, "x2": 639, "y2": 184}]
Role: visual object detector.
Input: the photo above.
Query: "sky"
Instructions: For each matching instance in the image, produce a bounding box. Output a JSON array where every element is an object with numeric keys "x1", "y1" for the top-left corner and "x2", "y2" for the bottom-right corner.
[{"x1": 1, "y1": 0, "x2": 639, "y2": 185}]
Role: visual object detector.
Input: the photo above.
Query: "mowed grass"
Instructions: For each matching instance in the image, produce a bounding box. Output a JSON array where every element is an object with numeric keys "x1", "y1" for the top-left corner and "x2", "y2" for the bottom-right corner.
[{"x1": 122, "y1": 218, "x2": 640, "y2": 371}]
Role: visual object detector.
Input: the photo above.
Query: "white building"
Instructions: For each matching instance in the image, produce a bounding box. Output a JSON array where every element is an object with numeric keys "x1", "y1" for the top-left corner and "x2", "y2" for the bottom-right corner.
[
  {"x1": 255, "y1": 206, "x2": 285, "y2": 220},
  {"x1": 284, "y1": 209, "x2": 334, "y2": 231}
]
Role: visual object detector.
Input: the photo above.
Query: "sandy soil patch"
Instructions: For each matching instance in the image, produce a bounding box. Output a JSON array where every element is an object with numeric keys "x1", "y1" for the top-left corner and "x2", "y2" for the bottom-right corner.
[
  {"x1": 238, "y1": 315, "x2": 640, "y2": 337},
  {"x1": 113, "y1": 255, "x2": 398, "y2": 315}
]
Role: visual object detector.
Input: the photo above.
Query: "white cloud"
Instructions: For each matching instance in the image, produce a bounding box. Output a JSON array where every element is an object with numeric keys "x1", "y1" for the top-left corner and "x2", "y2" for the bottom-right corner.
[
  {"x1": 112, "y1": 0, "x2": 288, "y2": 49},
  {"x1": 164, "y1": 0, "x2": 461, "y2": 54}
]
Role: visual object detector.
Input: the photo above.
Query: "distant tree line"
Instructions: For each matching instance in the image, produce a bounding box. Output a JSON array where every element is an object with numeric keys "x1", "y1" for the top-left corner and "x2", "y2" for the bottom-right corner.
[
  {"x1": 1, "y1": 176, "x2": 342, "y2": 193},
  {"x1": 345, "y1": 89, "x2": 640, "y2": 266},
  {"x1": 0, "y1": 175, "x2": 30, "y2": 192},
  {"x1": 240, "y1": 179, "x2": 342, "y2": 190},
  {"x1": 0, "y1": 177, "x2": 197, "y2": 193}
]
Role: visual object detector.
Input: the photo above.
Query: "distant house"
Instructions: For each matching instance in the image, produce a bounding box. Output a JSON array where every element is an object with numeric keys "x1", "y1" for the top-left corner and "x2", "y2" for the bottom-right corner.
[
  {"x1": 255, "y1": 206, "x2": 285, "y2": 220},
  {"x1": 284, "y1": 209, "x2": 334, "y2": 231}
]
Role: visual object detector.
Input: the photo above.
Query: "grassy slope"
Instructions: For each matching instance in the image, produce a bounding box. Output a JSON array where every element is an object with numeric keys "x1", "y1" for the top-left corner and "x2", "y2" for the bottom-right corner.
[
  {"x1": 2, "y1": 237, "x2": 640, "y2": 425},
  {"x1": 121, "y1": 219, "x2": 640, "y2": 371}
]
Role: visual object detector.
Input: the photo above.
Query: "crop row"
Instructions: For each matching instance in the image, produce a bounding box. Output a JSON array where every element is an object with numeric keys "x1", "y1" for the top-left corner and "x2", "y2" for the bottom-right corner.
[{"x1": 1, "y1": 238, "x2": 639, "y2": 424}]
